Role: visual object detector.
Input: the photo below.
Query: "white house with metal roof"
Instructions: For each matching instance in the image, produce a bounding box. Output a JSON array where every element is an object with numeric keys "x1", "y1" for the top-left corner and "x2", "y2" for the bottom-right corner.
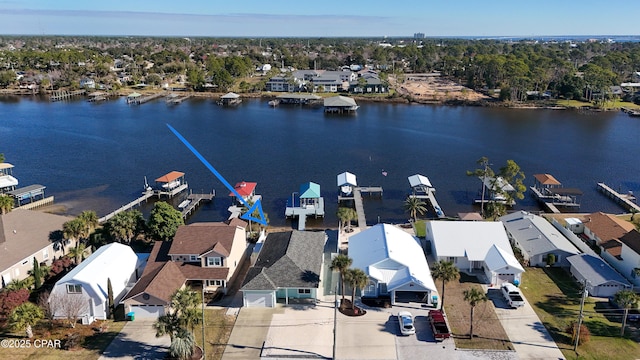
[
  {"x1": 500, "y1": 211, "x2": 581, "y2": 267},
  {"x1": 566, "y1": 253, "x2": 631, "y2": 297},
  {"x1": 426, "y1": 221, "x2": 524, "y2": 286},
  {"x1": 349, "y1": 224, "x2": 437, "y2": 305},
  {"x1": 49, "y1": 243, "x2": 140, "y2": 324}
]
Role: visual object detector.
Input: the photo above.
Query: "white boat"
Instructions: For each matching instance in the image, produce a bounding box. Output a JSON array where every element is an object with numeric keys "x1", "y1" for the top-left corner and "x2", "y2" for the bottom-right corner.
[
  {"x1": 268, "y1": 99, "x2": 279, "y2": 107},
  {"x1": 178, "y1": 199, "x2": 191, "y2": 209}
]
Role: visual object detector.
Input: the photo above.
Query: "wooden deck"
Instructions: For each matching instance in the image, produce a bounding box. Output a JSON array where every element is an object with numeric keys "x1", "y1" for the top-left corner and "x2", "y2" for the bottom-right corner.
[
  {"x1": 411, "y1": 188, "x2": 445, "y2": 218},
  {"x1": 353, "y1": 188, "x2": 366, "y2": 229},
  {"x1": 182, "y1": 192, "x2": 215, "y2": 218},
  {"x1": 99, "y1": 191, "x2": 154, "y2": 223},
  {"x1": 597, "y1": 182, "x2": 640, "y2": 212},
  {"x1": 50, "y1": 89, "x2": 86, "y2": 101}
]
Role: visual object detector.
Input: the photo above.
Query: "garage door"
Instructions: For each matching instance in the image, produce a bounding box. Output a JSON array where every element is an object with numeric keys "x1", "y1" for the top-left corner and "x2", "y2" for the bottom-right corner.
[
  {"x1": 244, "y1": 292, "x2": 274, "y2": 308},
  {"x1": 497, "y1": 273, "x2": 515, "y2": 286},
  {"x1": 130, "y1": 305, "x2": 165, "y2": 318}
]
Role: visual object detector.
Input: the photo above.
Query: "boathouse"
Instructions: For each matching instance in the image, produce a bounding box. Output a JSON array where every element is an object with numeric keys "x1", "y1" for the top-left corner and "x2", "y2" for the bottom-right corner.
[
  {"x1": 323, "y1": 95, "x2": 358, "y2": 113},
  {"x1": 337, "y1": 171, "x2": 357, "y2": 198},
  {"x1": 0, "y1": 163, "x2": 18, "y2": 193},
  {"x1": 7, "y1": 184, "x2": 47, "y2": 208},
  {"x1": 530, "y1": 174, "x2": 582, "y2": 209},
  {"x1": 285, "y1": 182, "x2": 325, "y2": 230},
  {"x1": 220, "y1": 92, "x2": 242, "y2": 105},
  {"x1": 155, "y1": 171, "x2": 187, "y2": 198},
  {"x1": 276, "y1": 93, "x2": 322, "y2": 105}
]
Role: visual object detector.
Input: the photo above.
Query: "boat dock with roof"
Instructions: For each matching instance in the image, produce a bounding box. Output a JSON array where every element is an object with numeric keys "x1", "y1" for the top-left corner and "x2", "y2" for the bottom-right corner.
[
  {"x1": 323, "y1": 95, "x2": 359, "y2": 113},
  {"x1": 336, "y1": 171, "x2": 383, "y2": 228},
  {"x1": 530, "y1": 174, "x2": 582, "y2": 213},
  {"x1": 276, "y1": 93, "x2": 322, "y2": 105},
  {"x1": 408, "y1": 174, "x2": 445, "y2": 218},
  {"x1": 227, "y1": 181, "x2": 260, "y2": 220},
  {"x1": 285, "y1": 182, "x2": 325, "y2": 230}
]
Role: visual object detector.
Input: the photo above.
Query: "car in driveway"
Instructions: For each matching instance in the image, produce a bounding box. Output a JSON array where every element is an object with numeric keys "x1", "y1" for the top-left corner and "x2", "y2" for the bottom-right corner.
[{"x1": 397, "y1": 311, "x2": 416, "y2": 335}]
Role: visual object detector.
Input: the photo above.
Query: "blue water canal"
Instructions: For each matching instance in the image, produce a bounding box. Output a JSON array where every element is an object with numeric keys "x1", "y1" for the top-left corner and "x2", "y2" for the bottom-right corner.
[{"x1": 1, "y1": 96, "x2": 639, "y2": 227}]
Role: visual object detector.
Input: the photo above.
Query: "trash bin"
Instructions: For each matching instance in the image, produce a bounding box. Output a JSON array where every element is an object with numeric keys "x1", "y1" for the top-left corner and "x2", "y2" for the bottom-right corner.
[
  {"x1": 127, "y1": 311, "x2": 135, "y2": 321},
  {"x1": 432, "y1": 295, "x2": 439, "y2": 308}
]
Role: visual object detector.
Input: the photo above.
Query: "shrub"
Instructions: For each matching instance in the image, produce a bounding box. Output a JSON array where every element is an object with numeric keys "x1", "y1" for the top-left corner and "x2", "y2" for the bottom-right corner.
[{"x1": 565, "y1": 322, "x2": 590, "y2": 345}]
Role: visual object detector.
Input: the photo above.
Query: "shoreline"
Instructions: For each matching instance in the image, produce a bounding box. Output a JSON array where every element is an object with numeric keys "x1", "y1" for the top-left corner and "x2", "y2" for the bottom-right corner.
[{"x1": 0, "y1": 87, "x2": 625, "y2": 112}]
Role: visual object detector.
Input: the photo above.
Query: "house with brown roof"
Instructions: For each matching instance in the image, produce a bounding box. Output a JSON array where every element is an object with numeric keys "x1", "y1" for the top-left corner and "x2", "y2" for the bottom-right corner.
[
  {"x1": 122, "y1": 221, "x2": 246, "y2": 318},
  {"x1": 582, "y1": 212, "x2": 635, "y2": 246},
  {"x1": 1, "y1": 209, "x2": 75, "y2": 288},
  {"x1": 600, "y1": 229, "x2": 640, "y2": 288}
]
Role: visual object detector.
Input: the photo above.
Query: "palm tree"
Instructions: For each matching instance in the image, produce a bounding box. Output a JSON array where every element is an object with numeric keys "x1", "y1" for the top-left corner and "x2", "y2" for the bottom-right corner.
[
  {"x1": 344, "y1": 268, "x2": 369, "y2": 310},
  {"x1": 431, "y1": 260, "x2": 459, "y2": 310},
  {"x1": 9, "y1": 302, "x2": 44, "y2": 338},
  {"x1": 67, "y1": 243, "x2": 86, "y2": 265},
  {"x1": 0, "y1": 194, "x2": 14, "y2": 214},
  {"x1": 171, "y1": 288, "x2": 200, "y2": 316},
  {"x1": 154, "y1": 312, "x2": 181, "y2": 341},
  {"x1": 63, "y1": 218, "x2": 84, "y2": 247},
  {"x1": 404, "y1": 196, "x2": 427, "y2": 222},
  {"x1": 330, "y1": 254, "x2": 352, "y2": 303},
  {"x1": 170, "y1": 327, "x2": 195, "y2": 360},
  {"x1": 614, "y1": 289, "x2": 640, "y2": 336},
  {"x1": 463, "y1": 287, "x2": 488, "y2": 339},
  {"x1": 5, "y1": 278, "x2": 32, "y2": 291},
  {"x1": 337, "y1": 207, "x2": 357, "y2": 233},
  {"x1": 78, "y1": 210, "x2": 99, "y2": 239}
]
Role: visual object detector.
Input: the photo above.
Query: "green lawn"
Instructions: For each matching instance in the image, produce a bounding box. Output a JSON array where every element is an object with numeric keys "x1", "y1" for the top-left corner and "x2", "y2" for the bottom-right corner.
[
  {"x1": 413, "y1": 220, "x2": 427, "y2": 238},
  {"x1": 520, "y1": 268, "x2": 640, "y2": 360},
  {"x1": 555, "y1": 99, "x2": 640, "y2": 110}
]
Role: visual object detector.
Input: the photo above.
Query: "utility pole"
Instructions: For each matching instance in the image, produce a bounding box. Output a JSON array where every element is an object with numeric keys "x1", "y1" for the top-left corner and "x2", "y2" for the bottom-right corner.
[
  {"x1": 202, "y1": 284, "x2": 206, "y2": 360},
  {"x1": 333, "y1": 283, "x2": 338, "y2": 360},
  {"x1": 574, "y1": 280, "x2": 588, "y2": 352}
]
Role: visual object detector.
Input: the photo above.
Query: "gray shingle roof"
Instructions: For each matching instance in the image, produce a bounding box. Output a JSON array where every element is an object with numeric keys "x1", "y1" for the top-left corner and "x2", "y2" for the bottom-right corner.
[{"x1": 242, "y1": 231, "x2": 325, "y2": 290}]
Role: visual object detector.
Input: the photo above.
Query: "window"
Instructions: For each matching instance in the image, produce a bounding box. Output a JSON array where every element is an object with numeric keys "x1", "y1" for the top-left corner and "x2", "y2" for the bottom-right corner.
[
  {"x1": 67, "y1": 284, "x2": 82, "y2": 294},
  {"x1": 43, "y1": 248, "x2": 49, "y2": 260},
  {"x1": 189, "y1": 255, "x2": 198, "y2": 262},
  {"x1": 298, "y1": 289, "x2": 311, "y2": 294},
  {"x1": 207, "y1": 257, "x2": 222, "y2": 267},
  {"x1": 206, "y1": 280, "x2": 224, "y2": 287}
]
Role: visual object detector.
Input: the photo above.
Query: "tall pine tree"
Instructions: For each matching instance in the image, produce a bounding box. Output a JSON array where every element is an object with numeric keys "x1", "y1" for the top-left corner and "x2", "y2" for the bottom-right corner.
[
  {"x1": 107, "y1": 278, "x2": 114, "y2": 320},
  {"x1": 32, "y1": 257, "x2": 41, "y2": 289}
]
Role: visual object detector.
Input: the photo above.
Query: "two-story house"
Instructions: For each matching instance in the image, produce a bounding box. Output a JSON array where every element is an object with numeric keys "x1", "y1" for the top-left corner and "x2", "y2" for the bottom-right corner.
[
  {"x1": 599, "y1": 229, "x2": 640, "y2": 287},
  {"x1": 1, "y1": 209, "x2": 75, "y2": 289},
  {"x1": 122, "y1": 220, "x2": 247, "y2": 318}
]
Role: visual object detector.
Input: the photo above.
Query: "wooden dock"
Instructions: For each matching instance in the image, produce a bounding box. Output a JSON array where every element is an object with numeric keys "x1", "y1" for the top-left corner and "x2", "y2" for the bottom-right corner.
[
  {"x1": 411, "y1": 188, "x2": 445, "y2": 218},
  {"x1": 182, "y1": 192, "x2": 215, "y2": 218},
  {"x1": 353, "y1": 187, "x2": 367, "y2": 229},
  {"x1": 597, "y1": 182, "x2": 640, "y2": 212},
  {"x1": 167, "y1": 94, "x2": 192, "y2": 105},
  {"x1": 50, "y1": 89, "x2": 86, "y2": 101},
  {"x1": 128, "y1": 92, "x2": 167, "y2": 105},
  {"x1": 99, "y1": 191, "x2": 154, "y2": 223}
]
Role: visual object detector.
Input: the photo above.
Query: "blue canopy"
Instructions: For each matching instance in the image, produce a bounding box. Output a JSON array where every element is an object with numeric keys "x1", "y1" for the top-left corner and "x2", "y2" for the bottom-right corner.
[{"x1": 299, "y1": 182, "x2": 321, "y2": 199}]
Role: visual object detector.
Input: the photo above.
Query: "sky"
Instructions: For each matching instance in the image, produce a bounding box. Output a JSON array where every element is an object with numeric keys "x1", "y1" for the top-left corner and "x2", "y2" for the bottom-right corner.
[{"x1": 0, "y1": 0, "x2": 638, "y2": 38}]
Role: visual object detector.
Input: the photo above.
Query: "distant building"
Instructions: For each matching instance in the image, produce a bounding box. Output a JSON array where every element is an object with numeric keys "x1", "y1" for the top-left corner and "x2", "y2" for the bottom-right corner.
[{"x1": 414, "y1": 33, "x2": 425, "y2": 39}]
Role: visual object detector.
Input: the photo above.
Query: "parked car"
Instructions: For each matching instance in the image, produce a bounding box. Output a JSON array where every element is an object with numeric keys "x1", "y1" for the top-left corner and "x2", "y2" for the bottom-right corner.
[
  {"x1": 501, "y1": 283, "x2": 525, "y2": 308},
  {"x1": 397, "y1": 311, "x2": 415, "y2": 335}
]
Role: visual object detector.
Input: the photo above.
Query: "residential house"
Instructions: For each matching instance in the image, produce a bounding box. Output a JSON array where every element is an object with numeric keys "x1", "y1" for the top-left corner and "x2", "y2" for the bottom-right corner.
[
  {"x1": 349, "y1": 224, "x2": 437, "y2": 305},
  {"x1": 49, "y1": 243, "x2": 140, "y2": 324},
  {"x1": 426, "y1": 221, "x2": 524, "y2": 286},
  {"x1": 312, "y1": 74, "x2": 344, "y2": 92},
  {"x1": 581, "y1": 212, "x2": 635, "y2": 247},
  {"x1": 566, "y1": 254, "x2": 631, "y2": 297},
  {"x1": 500, "y1": 211, "x2": 580, "y2": 267},
  {"x1": 1, "y1": 209, "x2": 74, "y2": 289},
  {"x1": 599, "y1": 230, "x2": 640, "y2": 288},
  {"x1": 241, "y1": 230, "x2": 325, "y2": 308},
  {"x1": 79, "y1": 78, "x2": 96, "y2": 89},
  {"x1": 122, "y1": 221, "x2": 247, "y2": 318},
  {"x1": 349, "y1": 75, "x2": 388, "y2": 94},
  {"x1": 265, "y1": 76, "x2": 296, "y2": 92}
]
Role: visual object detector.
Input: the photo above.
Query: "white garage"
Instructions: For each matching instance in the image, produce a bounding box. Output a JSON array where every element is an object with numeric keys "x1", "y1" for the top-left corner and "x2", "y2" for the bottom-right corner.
[
  {"x1": 129, "y1": 304, "x2": 166, "y2": 319},
  {"x1": 243, "y1": 291, "x2": 275, "y2": 308},
  {"x1": 484, "y1": 244, "x2": 525, "y2": 287}
]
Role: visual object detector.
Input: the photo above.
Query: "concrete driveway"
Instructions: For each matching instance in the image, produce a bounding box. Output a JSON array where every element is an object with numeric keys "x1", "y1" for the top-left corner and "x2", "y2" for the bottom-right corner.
[
  {"x1": 222, "y1": 307, "x2": 284, "y2": 359},
  {"x1": 99, "y1": 320, "x2": 170, "y2": 360},
  {"x1": 489, "y1": 286, "x2": 566, "y2": 360}
]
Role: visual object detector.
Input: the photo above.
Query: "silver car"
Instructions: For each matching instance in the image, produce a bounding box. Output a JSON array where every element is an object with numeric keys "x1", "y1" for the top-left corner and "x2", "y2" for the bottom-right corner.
[{"x1": 397, "y1": 311, "x2": 415, "y2": 335}]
